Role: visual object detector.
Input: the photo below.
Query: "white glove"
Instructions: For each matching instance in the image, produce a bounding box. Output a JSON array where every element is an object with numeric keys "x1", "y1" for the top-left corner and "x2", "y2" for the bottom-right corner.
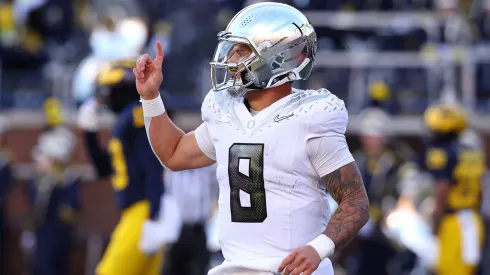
[
  {"x1": 383, "y1": 209, "x2": 438, "y2": 269},
  {"x1": 139, "y1": 220, "x2": 165, "y2": 255},
  {"x1": 138, "y1": 195, "x2": 182, "y2": 255},
  {"x1": 77, "y1": 98, "x2": 101, "y2": 131}
]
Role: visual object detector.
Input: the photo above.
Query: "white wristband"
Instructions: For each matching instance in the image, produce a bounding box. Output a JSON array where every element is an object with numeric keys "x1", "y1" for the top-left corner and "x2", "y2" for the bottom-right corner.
[
  {"x1": 307, "y1": 234, "x2": 335, "y2": 260},
  {"x1": 140, "y1": 94, "x2": 166, "y2": 117}
]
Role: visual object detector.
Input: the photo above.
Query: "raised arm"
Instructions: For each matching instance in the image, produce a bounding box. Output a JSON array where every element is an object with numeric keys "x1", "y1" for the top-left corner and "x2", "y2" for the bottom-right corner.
[{"x1": 133, "y1": 41, "x2": 215, "y2": 171}]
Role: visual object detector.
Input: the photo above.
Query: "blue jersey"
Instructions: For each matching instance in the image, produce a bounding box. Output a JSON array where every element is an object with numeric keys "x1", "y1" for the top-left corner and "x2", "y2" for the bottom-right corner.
[
  {"x1": 421, "y1": 139, "x2": 485, "y2": 212},
  {"x1": 109, "y1": 102, "x2": 164, "y2": 218},
  {"x1": 26, "y1": 174, "x2": 81, "y2": 229},
  {"x1": 355, "y1": 149, "x2": 400, "y2": 203},
  {"x1": 85, "y1": 102, "x2": 164, "y2": 219}
]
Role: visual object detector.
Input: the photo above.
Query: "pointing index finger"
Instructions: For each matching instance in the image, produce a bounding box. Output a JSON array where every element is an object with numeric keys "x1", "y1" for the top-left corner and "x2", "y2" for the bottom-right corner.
[
  {"x1": 153, "y1": 41, "x2": 164, "y2": 69},
  {"x1": 156, "y1": 41, "x2": 164, "y2": 60}
]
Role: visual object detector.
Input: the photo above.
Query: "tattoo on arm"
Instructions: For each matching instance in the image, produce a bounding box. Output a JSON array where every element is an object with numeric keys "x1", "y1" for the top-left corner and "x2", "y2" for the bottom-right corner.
[{"x1": 322, "y1": 161, "x2": 370, "y2": 252}]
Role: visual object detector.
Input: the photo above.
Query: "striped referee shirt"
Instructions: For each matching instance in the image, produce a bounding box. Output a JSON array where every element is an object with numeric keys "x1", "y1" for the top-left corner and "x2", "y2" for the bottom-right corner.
[{"x1": 164, "y1": 164, "x2": 218, "y2": 225}]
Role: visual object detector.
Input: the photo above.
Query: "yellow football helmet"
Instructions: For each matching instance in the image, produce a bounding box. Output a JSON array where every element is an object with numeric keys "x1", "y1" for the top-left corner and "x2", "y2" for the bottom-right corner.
[
  {"x1": 423, "y1": 103, "x2": 467, "y2": 135},
  {"x1": 369, "y1": 81, "x2": 390, "y2": 102},
  {"x1": 95, "y1": 59, "x2": 138, "y2": 113}
]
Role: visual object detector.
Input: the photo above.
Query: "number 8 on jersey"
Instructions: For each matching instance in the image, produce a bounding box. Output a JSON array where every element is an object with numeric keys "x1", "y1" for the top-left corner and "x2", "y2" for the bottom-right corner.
[{"x1": 228, "y1": 143, "x2": 267, "y2": 223}]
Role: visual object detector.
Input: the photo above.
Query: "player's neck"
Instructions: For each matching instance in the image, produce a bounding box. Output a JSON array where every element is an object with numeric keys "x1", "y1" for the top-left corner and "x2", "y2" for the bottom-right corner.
[{"x1": 244, "y1": 83, "x2": 292, "y2": 111}]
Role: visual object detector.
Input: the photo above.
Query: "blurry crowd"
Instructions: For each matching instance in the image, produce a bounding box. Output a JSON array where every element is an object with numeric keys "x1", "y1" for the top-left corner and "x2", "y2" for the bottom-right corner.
[
  {"x1": 335, "y1": 98, "x2": 490, "y2": 275},
  {"x1": 0, "y1": 1, "x2": 489, "y2": 275},
  {"x1": 1, "y1": 0, "x2": 490, "y2": 111}
]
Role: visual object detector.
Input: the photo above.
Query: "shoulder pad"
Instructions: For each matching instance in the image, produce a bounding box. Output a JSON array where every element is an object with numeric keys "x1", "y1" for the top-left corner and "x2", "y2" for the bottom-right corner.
[
  {"x1": 425, "y1": 147, "x2": 449, "y2": 170},
  {"x1": 286, "y1": 89, "x2": 347, "y2": 137},
  {"x1": 201, "y1": 90, "x2": 232, "y2": 123},
  {"x1": 284, "y1": 88, "x2": 346, "y2": 116},
  {"x1": 201, "y1": 90, "x2": 216, "y2": 122}
]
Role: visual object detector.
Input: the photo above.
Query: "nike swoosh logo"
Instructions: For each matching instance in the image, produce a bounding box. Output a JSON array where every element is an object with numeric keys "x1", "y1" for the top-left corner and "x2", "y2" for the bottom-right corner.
[{"x1": 274, "y1": 114, "x2": 294, "y2": 122}]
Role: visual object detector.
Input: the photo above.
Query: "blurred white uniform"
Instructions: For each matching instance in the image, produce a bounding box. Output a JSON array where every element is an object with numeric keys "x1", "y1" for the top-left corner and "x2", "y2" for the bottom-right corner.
[
  {"x1": 164, "y1": 164, "x2": 217, "y2": 225},
  {"x1": 194, "y1": 88, "x2": 354, "y2": 275}
]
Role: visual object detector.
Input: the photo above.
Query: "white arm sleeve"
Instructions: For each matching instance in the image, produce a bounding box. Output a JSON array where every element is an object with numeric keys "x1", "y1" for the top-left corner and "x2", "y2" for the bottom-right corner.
[
  {"x1": 194, "y1": 122, "x2": 217, "y2": 161},
  {"x1": 307, "y1": 135, "x2": 355, "y2": 178},
  {"x1": 306, "y1": 106, "x2": 354, "y2": 177}
]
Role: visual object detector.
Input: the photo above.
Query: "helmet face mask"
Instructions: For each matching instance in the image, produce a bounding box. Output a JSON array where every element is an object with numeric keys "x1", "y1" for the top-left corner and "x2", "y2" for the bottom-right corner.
[
  {"x1": 210, "y1": 39, "x2": 259, "y2": 97},
  {"x1": 210, "y1": 3, "x2": 317, "y2": 98}
]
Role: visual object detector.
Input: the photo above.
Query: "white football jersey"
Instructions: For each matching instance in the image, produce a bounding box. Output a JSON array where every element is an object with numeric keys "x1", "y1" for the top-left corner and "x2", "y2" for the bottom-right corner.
[{"x1": 195, "y1": 88, "x2": 354, "y2": 274}]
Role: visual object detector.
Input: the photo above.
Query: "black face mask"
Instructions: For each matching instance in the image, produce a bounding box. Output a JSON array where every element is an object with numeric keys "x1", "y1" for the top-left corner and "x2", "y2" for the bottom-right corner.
[
  {"x1": 425, "y1": 132, "x2": 459, "y2": 146},
  {"x1": 95, "y1": 81, "x2": 139, "y2": 114}
]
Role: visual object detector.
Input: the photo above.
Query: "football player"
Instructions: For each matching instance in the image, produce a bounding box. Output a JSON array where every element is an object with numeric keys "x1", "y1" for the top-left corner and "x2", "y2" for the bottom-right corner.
[
  {"x1": 390, "y1": 103, "x2": 486, "y2": 275},
  {"x1": 423, "y1": 103, "x2": 486, "y2": 275},
  {"x1": 134, "y1": 3, "x2": 370, "y2": 275},
  {"x1": 22, "y1": 126, "x2": 81, "y2": 275},
  {"x1": 77, "y1": 59, "x2": 165, "y2": 275},
  {"x1": 72, "y1": 16, "x2": 148, "y2": 105}
]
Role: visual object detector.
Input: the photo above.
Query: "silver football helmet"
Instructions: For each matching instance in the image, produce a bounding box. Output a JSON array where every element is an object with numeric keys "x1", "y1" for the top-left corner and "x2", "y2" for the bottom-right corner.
[{"x1": 210, "y1": 2, "x2": 317, "y2": 97}]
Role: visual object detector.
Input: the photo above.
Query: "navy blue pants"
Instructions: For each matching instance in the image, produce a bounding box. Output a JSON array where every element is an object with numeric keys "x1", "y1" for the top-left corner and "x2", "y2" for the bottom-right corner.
[
  {"x1": 355, "y1": 229, "x2": 397, "y2": 275},
  {"x1": 162, "y1": 223, "x2": 210, "y2": 275},
  {"x1": 478, "y1": 220, "x2": 490, "y2": 275},
  {"x1": 32, "y1": 227, "x2": 71, "y2": 275}
]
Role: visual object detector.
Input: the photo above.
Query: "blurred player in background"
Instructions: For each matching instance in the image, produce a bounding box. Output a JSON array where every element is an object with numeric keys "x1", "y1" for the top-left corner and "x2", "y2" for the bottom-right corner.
[
  {"x1": 162, "y1": 162, "x2": 217, "y2": 275},
  {"x1": 0, "y1": 117, "x2": 12, "y2": 275},
  {"x1": 21, "y1": 126, "x2": 81, "y2": 275},
  {"x1": 422, "y1": 103, "x2": 486, "y2": 275},
  {"x1": 72, "y1": 15, "x2": 148, "y2": 106},
  {"x1": 352, "y1": 107, "x2": 405, "y2": 275},
  {"x1": 77, "y1": 59, "x2": 165, "y2": 275},
  {"x1": 386, "y1": 103, "x2": 486, "y2": 275},
  {"x1": 135, "y1": 2, "x2": 370, "y2": 275}
]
